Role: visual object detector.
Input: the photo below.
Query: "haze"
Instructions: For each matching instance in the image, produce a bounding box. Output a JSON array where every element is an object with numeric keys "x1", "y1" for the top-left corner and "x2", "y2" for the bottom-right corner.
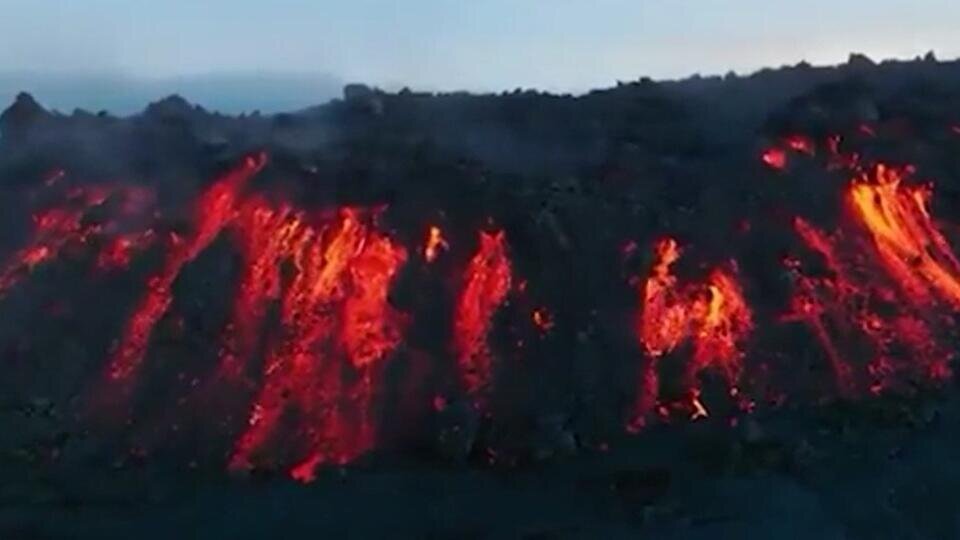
[{"x1": 2, "y1": 0, "x2": 959, "y2": 113}]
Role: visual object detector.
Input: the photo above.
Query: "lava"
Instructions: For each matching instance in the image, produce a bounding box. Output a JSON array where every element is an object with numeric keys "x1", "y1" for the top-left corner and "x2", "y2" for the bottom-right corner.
[
  {"x1": 761, "y1": 148, "x2": 787, "y2": 170},
  {"x1": 424, "y1": 225, "x2": 448, "y2": 263},
  {"x1": 6, "y1": 116, "x2": 960, "y2": 480},
  {"x1": 105, "y1": 153, "x2": 266, "y2": 384},
  {"x1": 216, "y1": 198, "x2": 307, "y2": 383},
  {"x1": 847, "y1": 164, "x2": 960, "y2": 308},
  {"x1": 782, "y1": 163, "x2": 957, "y2": 395},
  {"x1": 785, "y1": 134, "x2": 815, "y2": 155},
  {"x1": 228, "y1": 207, "x2": 407, "y2": 480},
  {"x1": 762, "y1": 135, "x2": 816, "y2": 170},
  {"x1": 453, "y1": 230, "x2": 513, "y2": 405},
  {"x1": 532, "y1": 308, "x2": 554, "y2": 334},
  {"x1": 0, "y1": 185, "x2": 122, "y2": 297},
  {"x1": 96, "y1": 231, "x2": 157, "y2": 271},
  {"x1": 631, "y1": 238, "x2": 753, "y2": 425}
]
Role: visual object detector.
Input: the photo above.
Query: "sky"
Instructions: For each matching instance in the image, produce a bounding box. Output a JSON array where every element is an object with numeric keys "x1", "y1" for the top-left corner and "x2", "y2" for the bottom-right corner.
[{"x1": 1, "y1": 0, "x2": 959, "y2": 111}]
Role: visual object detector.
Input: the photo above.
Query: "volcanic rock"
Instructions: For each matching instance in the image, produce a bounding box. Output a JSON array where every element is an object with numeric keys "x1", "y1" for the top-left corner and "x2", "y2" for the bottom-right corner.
[{"x1": 0, "y1": 92, "x2": 52, "y2": 142}]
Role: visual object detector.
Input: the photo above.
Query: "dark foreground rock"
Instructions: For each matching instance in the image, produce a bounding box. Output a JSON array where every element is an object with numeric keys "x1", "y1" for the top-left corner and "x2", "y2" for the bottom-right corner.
[{"x1": 1, "y1": 391, "x2": 958, "y2": 539}]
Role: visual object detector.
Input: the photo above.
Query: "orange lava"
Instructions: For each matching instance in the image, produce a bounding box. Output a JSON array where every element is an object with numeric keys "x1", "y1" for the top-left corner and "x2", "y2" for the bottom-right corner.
[
  {"x1": 848, "y1": 164, "x2": 960, "y2": 308},
  {"x1": 632, "y1": 238, "x2": 753, "y2": 425},
  {"x1": 784, "y1": 164, "x2": 956, "y2": 395},
  {"x1": 453, "y1": 230, "x2": 513, "y2": 404},
  {"x1": 217, "y1": 198, "x2": 306, "y2": 382},
  {"x1": 423, "y1": 225, "x2": 448, "y2": 263},
  {"x1": 227, "y1": 207, "x2": 407, "y2": 480},
  {"x1": 106, "y1": 154, "x2": 266, "y2": 383}
]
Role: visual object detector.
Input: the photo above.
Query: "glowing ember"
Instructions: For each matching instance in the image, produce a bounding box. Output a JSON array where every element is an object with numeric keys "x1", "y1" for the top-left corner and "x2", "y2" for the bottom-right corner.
[
  {"x1": 424, "y1": 225, "x2": 448, "y2": 263},
  {"x1": 453, "y1": 230, "x2": 513, "y2": 405},
  {"x1": 785, "y1": 134, "x2": 815, "y2": 155},
  {"x1": 761, "y1": 148, "x2": 787, "y2": 170},
  {"x1": 96, "y1": 231, "x2": 157, "y2": 271},
  {"x1": 532, "y1": 308, "x2": 554, "y2": 333},
  {"x1": 105, "y1": 154, "x2": 266, "y2": 384},
  {"x1": 690, "y1": 389, "x2": 709, "y2": 420}
]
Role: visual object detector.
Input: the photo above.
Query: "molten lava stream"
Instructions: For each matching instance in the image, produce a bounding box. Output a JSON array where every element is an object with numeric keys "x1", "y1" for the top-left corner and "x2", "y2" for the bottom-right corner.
[
  {"x1": 216, "y1": 198, "x2": 308, "y2": 384},
  {"x1": 848, "y1": 164, "x2": 960, "y2": 308},
  {"x1": 783, "y1": 163, "x2": 957, "y2": 395},
  {"x1": 103, "y1": 153, "x2": 266, "y2": 390},
  {"x1": 452, "y1": 230, "x2": 513, "y2": 408},
  {"x1": 228, "y1": 207, "x2": 407, "y2": 482},
  {"x1": 630, "y1": 238, "x2": 753, "y2": 429}
]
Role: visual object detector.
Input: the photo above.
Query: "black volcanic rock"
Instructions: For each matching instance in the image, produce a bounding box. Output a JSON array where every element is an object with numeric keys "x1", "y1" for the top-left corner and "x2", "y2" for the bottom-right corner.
[
  {"x1": 847, "y1": 52, "x2": 876, "y2": 71},
  {"x1": 0, "y1": 92, "x2": 53, "y2": 142},
  {"x1": 143, "y1": 94, "x2": 206, "y2": 122}
]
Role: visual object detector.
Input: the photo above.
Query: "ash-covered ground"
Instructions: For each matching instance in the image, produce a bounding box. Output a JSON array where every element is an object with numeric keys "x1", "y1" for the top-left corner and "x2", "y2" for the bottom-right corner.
[{"x1": 5, "y1": 53, "x2": 960, "y2": 538}]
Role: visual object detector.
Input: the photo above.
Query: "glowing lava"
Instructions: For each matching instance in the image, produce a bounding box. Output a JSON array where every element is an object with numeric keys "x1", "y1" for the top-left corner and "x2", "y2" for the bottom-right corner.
[
  {"x1": 96, "y1": 231, "x2": 157, "y2": 271},
  {"x1": 7, "y1": 122, "x2": 960, "y2": 478},
  {"x1": 105, "y1": 154, "x2": 266, "y2": 384},
  {"x1": 761, "y1": 148, "x2": 787, "y2": 170},
  {"x1": 784, "y1": 163, "x2": 957, "y2": 395},
  {"x1": 848, "y1": 164, "x2": 960, "y2": 308},
  {"x1": 216, "y1": 198, "x2": 307, "y2": 383},
  {"x1": 0, "y1": 184, "x2": 133, "y2": 297},
  {"x1": 453, "y1": 230, "x2": 513, "y2": 405},
  {"x1": 631, "y1": 238, "x2": 753, "y2": 426},
  {"x1": 424, "y1": 225, "x2": 448, "y2": 263},
  {"x1": 227, "y1": 207, "x2": 407, "y2": 480},
  {"x1": 785, "y1": 134, "x2": 815, "y2": 155}
]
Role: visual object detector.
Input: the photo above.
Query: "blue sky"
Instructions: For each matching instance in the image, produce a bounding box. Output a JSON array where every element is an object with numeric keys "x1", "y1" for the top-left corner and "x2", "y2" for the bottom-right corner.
[{"x1": 1, "y1": 1, "x2": 958, "y2": 110}]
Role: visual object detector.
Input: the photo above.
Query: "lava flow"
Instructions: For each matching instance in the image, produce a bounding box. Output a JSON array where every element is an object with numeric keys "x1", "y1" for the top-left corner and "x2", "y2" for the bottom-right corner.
[
  {"x1": 783, "y1": 163, "x2": 956, "y2": 395},
  {"x1": 6, "y1": 114, "x2": 960, "y2": 480},
  {"x1": 227, "y1": 206, "x2": 407, "y2": 482},
  {"x1": 105, "y1": 154, "x2": 266, "y2": 385},
  {"x1": 631, "y1": 238, "x2": 753, "y2": 427},
  {"x1": 0, "y1": 184, "x2": 115, "y2": 297},
  {"x1": 216, "y1": 198, "x2": 307, "y2": 384},
  {"x1": 848, "y1": 164, "x2": 960, "y2": 309},
  {"x1": 452, "y1": 230, "x2": 513, "y2": 407}
]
